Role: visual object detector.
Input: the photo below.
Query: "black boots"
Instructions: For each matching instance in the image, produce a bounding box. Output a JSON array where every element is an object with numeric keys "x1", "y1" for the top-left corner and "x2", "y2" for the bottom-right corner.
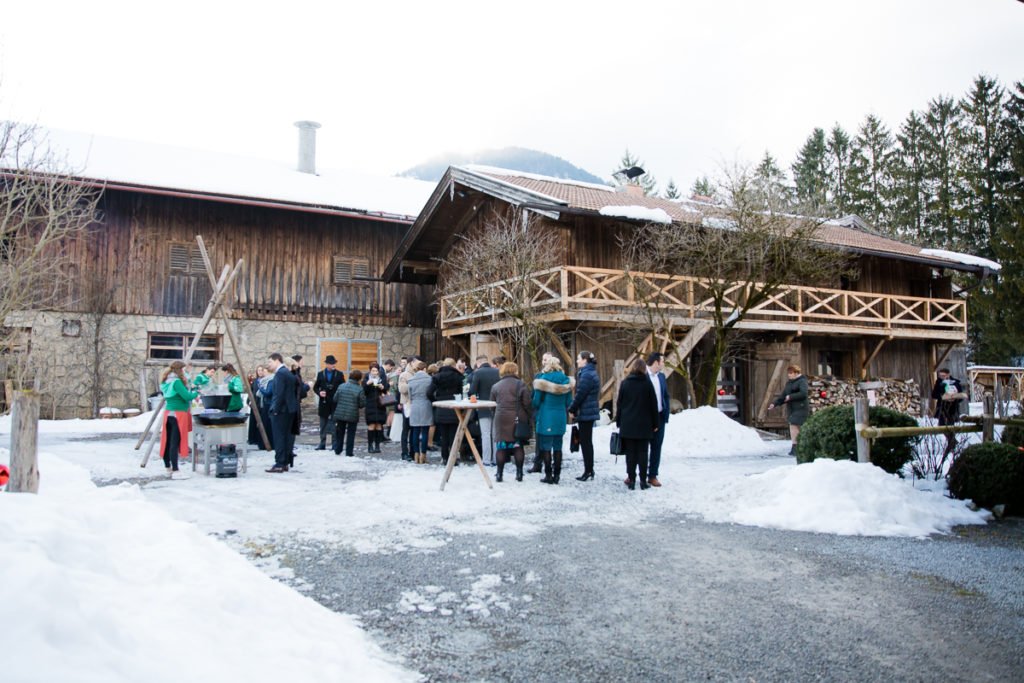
[
  {"x1": 367, "y1": 431, "x2": 383, "y2": 453},
  {"x1": 529, "y1": 451, "x2": 544, "y2": 473},
  {"x1": 552, "y1": 451, "x2": 562, "y2": 485}
]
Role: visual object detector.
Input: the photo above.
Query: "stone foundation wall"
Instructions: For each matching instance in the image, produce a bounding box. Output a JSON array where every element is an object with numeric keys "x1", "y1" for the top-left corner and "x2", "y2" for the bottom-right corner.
[{"x1": 13, "y1": 310, "x2": 429, "y2": 419}]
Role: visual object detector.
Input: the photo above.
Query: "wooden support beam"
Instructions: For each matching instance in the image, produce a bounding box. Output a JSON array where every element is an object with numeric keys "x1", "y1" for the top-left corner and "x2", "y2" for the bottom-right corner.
[
  {"x1": 932, "y1": 343, "x2": 955, "y2": 372},
  {"x1": 861, "y1": 338, "x2": 887, "y2": 379}
]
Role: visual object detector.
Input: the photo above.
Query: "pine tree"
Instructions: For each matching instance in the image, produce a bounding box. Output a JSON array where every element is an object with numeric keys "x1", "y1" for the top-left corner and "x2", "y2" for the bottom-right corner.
[
  {"x1": 847, "y1": 114, "x2": 895, "y2": 231},
  {"x1": 690, "y1": 176, "x2": 715, "y2": 200},
  {"x1": 613, "y1": 149, "x2": 658, "y2": 196},
  {"x1": 957, "y1": 75, "x2": 1007, "y2": 259},
  {"x1": 970, "y1": 79, "x2": 1024, "y2": 364},
  {"x1": 891, "y1": 111, "x2": 929, "y2": 240},
  {"x1": 921, "y1": 95, "x2": 965, "y2": 250},
  {"x1": 828, "y1": 124, "x2": 853, "y2": 214},
  {"x1": 663, "y1": 178, "x2": 681, "y2": 200},
  {"x1": 791, "y1": 128, "x2": 831, "y2": 215},
  {"x1": 753, "y1": 151, "x2": 791, "y2": 211}
]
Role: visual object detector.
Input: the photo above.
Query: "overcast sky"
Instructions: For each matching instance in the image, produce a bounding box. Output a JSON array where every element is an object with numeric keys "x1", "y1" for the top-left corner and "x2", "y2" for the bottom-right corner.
[{"x1": 3, "y1": 0, "x2": 1023, "y2": 191}]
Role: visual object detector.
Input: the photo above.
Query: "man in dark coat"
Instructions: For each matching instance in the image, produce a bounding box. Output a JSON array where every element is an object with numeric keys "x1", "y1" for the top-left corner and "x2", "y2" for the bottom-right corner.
[
  {"x1": 266, "y1": 352, "x2": 299, "y2": 472},
  {"x1": 645, "y1": 352, "x2": 671, "y2": 487},
  {"x1": 313, "y1": 355, "x2": 344, "y2": 450},
  {"x1": 469, "y1": 355, "x2": 501, "y2": 465},
  {"x1": 931, "y1": 367, "x2": 965, "y2": 426}
]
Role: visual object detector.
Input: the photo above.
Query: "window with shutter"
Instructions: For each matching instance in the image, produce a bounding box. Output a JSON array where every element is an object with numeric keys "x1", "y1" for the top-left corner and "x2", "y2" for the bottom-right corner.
[
  {"x1": 333, "y1": 256, "x2": 370, "y2": 284},
  {"x1": 168, "y1": 243, "x2": 212, "y2": 276}
]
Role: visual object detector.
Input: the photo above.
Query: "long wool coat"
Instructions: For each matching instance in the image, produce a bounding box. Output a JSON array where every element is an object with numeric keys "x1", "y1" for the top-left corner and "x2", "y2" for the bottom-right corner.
[
  {"x1": 772, "y1": 375, "x2": 810, "y2": 426},
  {"x1": 363, "y1": 374, "x2": 390, "y2": 424},
  {"x1": 615, "y1": 373, "x2": 659, "y2": 440},
  {"x1": 406, "y1": 371, "x2": 434, "y2": 427},
  {"x1": 429, "y1": 365, "x2": 465, "y2": 425},
  {"x1": 491, "y1": 375, "x2": 533, "y2": 443}
]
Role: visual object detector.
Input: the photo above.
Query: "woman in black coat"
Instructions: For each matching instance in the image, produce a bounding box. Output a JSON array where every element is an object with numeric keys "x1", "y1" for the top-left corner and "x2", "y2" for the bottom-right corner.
[
  {"x1": 615, "y1": 358, "x2": 660, "y2": 490},
  {"x1": 568, "y1": 351, "x2": 600, "y2": 481},
  {"x1": 362, "y1": 363, "x2": 390, "y2": 453},
  {"x1": 428, "y1": 359, "x2": 464, "y2": 465}
]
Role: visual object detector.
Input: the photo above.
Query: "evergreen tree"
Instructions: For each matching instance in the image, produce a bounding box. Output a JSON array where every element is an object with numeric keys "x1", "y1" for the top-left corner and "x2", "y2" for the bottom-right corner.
[
  {"x1": 791, "y1": 128, "x2": 831, "y2": 215},
  {"x1": 957, "y1": 75, "x2": 1007, "y2": 258},
  {"x1": 827, "y1": 124, "x2": 853, "y2": 214},
  {"x1": 891, "y1": 111, "x2": 929, "y2": 240},
  {"x1": 613, "y1": 149, "x2": 658, "y2": 196},
  {"x1": 663, "y1": 178, "x2": 681, "y2": 200},
  {"x1": 848, "y1": 114, "x2": 895, "y2": 231},
  {"x1": 921, "y1": 95, "x2": 965, "y2": 250},
  {"x1": 753, "y1": 151, "x2": 792, "y2": 211},
  {"x1": 971, "y1": 79, "x2": 1024, "y2": 364},
  {"x1": 690, "y1": 175, "x2": 715, "y2": 200}
]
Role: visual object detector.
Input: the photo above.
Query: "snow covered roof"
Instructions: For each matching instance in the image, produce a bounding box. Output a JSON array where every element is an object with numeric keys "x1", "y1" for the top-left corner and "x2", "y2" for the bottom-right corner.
[{"x1": 6, "y1": 127, "x2": 435, "y2": 221}]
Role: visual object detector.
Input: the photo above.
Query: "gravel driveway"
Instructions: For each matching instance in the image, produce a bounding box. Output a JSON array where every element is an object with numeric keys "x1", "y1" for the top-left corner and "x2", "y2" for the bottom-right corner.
[{"x1": 270, "y1": 509, "x2": 1024, "y2": 682}]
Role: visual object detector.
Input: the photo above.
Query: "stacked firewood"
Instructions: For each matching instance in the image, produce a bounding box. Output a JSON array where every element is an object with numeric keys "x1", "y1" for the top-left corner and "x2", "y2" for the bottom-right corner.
[{"x1": 807, "y1": 377, "x2": 922, "y2": 417}]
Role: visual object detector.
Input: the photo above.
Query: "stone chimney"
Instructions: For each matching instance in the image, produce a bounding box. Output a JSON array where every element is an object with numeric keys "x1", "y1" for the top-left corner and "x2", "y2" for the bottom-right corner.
[
  {"x1": 294, "y1": 120, "x2": 321, "y2": 174},
  {"x1": 618, "y1": 183, "x2": 646, "y2": 198}
]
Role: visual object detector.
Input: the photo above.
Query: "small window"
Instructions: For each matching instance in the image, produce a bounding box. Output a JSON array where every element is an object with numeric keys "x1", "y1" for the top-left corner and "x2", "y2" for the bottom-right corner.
[
  {"x1": 333, "y1": 256, "x2": 370, "y2": 284},
  {"x1": 168, "y1": 243, "x2": 210, "y2": 276},
  {"x1": 62, "y1": 319, "x2": 82, "y2": 337},
  {"x1": 817, "y1": 351, "x2": 843, "y2": 378},
  {"x1": 148, "y1": 333, "x2": 221, "y2": 362}
]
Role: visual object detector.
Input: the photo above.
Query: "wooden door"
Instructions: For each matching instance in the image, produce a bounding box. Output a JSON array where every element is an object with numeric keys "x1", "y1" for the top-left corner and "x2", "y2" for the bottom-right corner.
[
  {"x1": 350, "y1": 341, "x2": 381, "y2": 372},
  {"x1": 750, "y1": 342, "x2": 800, "y2": 429},
  {"x1": 318, "y1": 340, "x2": 349, "y2": 374}
]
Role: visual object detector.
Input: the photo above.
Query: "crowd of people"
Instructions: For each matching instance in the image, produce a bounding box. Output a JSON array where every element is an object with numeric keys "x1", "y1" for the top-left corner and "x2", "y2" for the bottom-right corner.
[{"x1": 157, "y1": 348, "x2": 679, "y2": 489}]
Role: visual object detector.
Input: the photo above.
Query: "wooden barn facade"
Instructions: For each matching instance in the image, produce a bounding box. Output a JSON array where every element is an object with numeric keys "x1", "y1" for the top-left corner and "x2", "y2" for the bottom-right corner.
[
  {"x1": 384, "y1": 166, "x2": 991, "y2": 429},
  {"x1": 5, "y1": 129, "x2": 439, "y2": 417}
]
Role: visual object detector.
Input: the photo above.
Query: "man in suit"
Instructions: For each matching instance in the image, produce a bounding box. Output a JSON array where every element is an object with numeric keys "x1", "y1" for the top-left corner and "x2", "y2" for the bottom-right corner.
[
  {"x1": 313, "y1": 354, "x2": 344, "y2": 450},
  {"x1": 646, "y1": 352, "x2": 671, "y2": 487},
  {"x1": 469, "y1": 355, "x2": 501, "y2": 465},
  {"x1": 266, "y1": 352, "x2": 299, "y2": 473}
]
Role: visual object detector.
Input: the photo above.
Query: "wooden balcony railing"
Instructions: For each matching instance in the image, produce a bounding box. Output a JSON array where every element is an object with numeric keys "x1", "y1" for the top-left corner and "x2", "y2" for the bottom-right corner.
[{"x1": 440, "y1": 266, "x2": 967, "y2": 340}]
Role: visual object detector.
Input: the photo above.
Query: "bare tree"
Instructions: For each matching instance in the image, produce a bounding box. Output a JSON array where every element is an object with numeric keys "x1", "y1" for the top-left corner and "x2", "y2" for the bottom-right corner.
[
  {"x1": 438, "y1": 206, "x2": 561, "y2": 371},
  {"x1": 1, "y1": 120, "x2": 101, "y2": 393},
  {"x1": 623, "y1": 164, "x2": 854, "y2": 407}
]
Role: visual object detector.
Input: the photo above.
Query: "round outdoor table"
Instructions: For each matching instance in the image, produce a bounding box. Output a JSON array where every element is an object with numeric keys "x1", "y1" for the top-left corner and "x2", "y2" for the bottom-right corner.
[{"x1": 433, "y1": 399, "x2": 497, "y2": 491}]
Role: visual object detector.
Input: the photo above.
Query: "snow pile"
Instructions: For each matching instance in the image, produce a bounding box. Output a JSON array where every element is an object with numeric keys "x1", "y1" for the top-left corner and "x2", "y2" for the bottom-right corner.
[
  {"x1": 0, "y1": 409, "x2": 154, "y2": 435},
  {"x1": 723, "y1": 459, "x2": 988, "y2": 537},
  {"x1": 920, "y1": 248, "x2": 1001, "y2": 272},
  {"x1": 664, "y1": 406, "x2": 775, "y2": 458},
  {"x1": 598, "y1": 205, "x2": 673, "y2": 224},
  {"x1": 0, "y1": 450, "x2": 417, "y2": 683}
]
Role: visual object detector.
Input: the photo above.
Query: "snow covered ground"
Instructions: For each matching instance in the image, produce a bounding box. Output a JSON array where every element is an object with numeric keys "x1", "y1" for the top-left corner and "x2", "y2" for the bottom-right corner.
[{"x1": 0, "y1": 406, "x2": 992, "y2": 682}]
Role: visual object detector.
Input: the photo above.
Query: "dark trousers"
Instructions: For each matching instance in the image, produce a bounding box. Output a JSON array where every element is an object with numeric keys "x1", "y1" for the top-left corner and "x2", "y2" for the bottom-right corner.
[
  {"x1": 319, "y1": 415, "x2": 335, "y2": 448},
  {"x1": 577, "y1": 420, "x2": 595, "y2": 474},
  {"x1": 436, "y1": 423, "x2": 457, "y2": 463},
  {"x1": 271, "y1": 411, "x2": 295, "y2": 467},
  {"x1": 401, "y1": 412, "x2": 413, "y2": 457},
  {"x1": 162, "y1": 415, "x2": 181, "y2": 471},
  {"x1": 648, "y1": 415, "x2": 666, "y2": 478},
  {"x1": 623, "y1": 437, "x2": 650, "y2": 484},
  {"x1": 334, "y1": 420, "x2": 358, "y2": 456}
]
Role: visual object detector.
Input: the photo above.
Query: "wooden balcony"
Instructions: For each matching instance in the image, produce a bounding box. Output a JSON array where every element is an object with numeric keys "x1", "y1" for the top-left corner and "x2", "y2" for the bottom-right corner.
[{"x1": 440, "y1": 266, "x2": 967, "y2": 341}]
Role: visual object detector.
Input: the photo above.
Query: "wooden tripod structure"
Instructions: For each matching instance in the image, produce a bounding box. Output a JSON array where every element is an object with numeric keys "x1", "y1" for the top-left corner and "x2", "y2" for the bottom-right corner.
[{"x1": 136, "y1": 236, "x2": 271, "y2": 466}]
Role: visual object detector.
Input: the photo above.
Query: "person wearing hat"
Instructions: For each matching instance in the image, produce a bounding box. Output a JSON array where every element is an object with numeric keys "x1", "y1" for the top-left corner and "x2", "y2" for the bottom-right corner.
[{"x1": 313, "y1": 354, "x2": 345, "y2": 451}]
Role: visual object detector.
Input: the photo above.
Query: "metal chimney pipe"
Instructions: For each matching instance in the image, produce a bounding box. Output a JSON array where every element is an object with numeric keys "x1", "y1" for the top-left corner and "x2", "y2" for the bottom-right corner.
[{"x1": 294, "y1": 120, "x2": 321, "y2": 174}]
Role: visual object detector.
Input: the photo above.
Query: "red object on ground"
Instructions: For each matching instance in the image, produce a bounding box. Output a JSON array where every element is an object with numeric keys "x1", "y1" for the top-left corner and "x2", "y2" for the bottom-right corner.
[{"x1": 0, "y1": 464, "x2": 9, "y2": 487}]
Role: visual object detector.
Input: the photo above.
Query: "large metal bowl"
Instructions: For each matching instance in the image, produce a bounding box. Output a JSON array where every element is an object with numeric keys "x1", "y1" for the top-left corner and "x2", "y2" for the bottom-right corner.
[
  {"x1": 200, "y1": 394, "x2": 231, "y2": 411},
  {"x1": 195, "y1": 411, "x2": 247, "y2": 426}
]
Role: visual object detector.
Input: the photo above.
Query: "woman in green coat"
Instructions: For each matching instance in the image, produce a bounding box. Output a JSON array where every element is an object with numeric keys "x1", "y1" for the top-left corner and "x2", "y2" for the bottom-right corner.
[
  {"x1": 769, "y1": 364, "x2": 810, "y2": 456},
  {"x1": 160, "y1": 360, "x2": 198, "y2": 478},
  {"x1": 221, "y1": 363, "x2": 246, "y2": 412},
  {"x1": 531, "y1": 356, "x2": 574, "y2": 484}
]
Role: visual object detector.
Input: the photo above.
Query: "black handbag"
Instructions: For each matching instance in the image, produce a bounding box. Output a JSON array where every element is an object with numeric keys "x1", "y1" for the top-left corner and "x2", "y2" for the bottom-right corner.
[
  {"x1": 513, "y1": 417, "x2": 532, "y2": 443},
  {"x1": 378, "y1": 393, "x2": 397, "y2": 407},
  {"x1": 570, "y1": 424, "x2": 580, "y2": 453},
  {"x1": 609, "y1": 431, "x2": 624, "y2": 455}
]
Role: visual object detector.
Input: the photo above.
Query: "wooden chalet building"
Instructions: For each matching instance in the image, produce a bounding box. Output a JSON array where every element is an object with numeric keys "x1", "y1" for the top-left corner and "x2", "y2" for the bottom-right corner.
[
  {"x1": 384, "y1": 166, "x2": 993, "y2": 429},
  {"x1": 5, "y1": 127, "x2": 438, "y2": 417}
]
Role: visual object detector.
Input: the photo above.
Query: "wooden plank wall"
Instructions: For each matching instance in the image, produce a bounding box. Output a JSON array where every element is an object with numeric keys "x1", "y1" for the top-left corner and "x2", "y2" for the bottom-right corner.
[{"x1": 63, "y1": 190, "x2": 435, "y2": 327}]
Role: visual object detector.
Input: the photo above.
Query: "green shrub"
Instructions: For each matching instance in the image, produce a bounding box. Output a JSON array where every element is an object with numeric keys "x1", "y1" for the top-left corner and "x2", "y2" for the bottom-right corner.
[
  {"x1": 947, "y1": 442, "x2": 1024, "y2": 514},
  {"x1": 796, "y1": 405, "x2": 919, "y2": 475},
  {"x1": 1001, "y1": 419, "x2": 1024, "y2": 448}
]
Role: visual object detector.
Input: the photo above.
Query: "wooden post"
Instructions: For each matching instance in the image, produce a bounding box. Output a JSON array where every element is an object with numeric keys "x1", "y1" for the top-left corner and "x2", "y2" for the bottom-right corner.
[
  {"x1": 854, "y1": 397, "x2": 871, "y2": 464},
  {"x1": 139, "y1": 368, "x2": 149, "y2": 412},
  {"x1": 982, "y1": 392, "x2": 995, "y2": 443},
  {"x1": 9, "y1": 391, "x2": 41, "y2": 493},
  {"x1": 612, "y1": 359, "x2": 625, "y2": 419}
]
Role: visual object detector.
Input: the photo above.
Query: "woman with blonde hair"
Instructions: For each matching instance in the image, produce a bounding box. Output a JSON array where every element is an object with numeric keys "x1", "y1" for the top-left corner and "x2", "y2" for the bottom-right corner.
[
  {"x1": 159, "y1": 360, "x2": 198, "y2": 479},
  {"x1": 531, "y1": 355, "x2": 574, "y2": 484},
  {"x1": 405, "y1": 360, "x2": 434, "y2": 463}
]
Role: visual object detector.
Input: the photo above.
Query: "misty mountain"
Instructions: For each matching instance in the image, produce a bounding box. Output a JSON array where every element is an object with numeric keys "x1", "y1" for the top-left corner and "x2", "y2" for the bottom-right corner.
[{"x1": 399, "y1": 147, "x2": 608, "y2": 185}]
